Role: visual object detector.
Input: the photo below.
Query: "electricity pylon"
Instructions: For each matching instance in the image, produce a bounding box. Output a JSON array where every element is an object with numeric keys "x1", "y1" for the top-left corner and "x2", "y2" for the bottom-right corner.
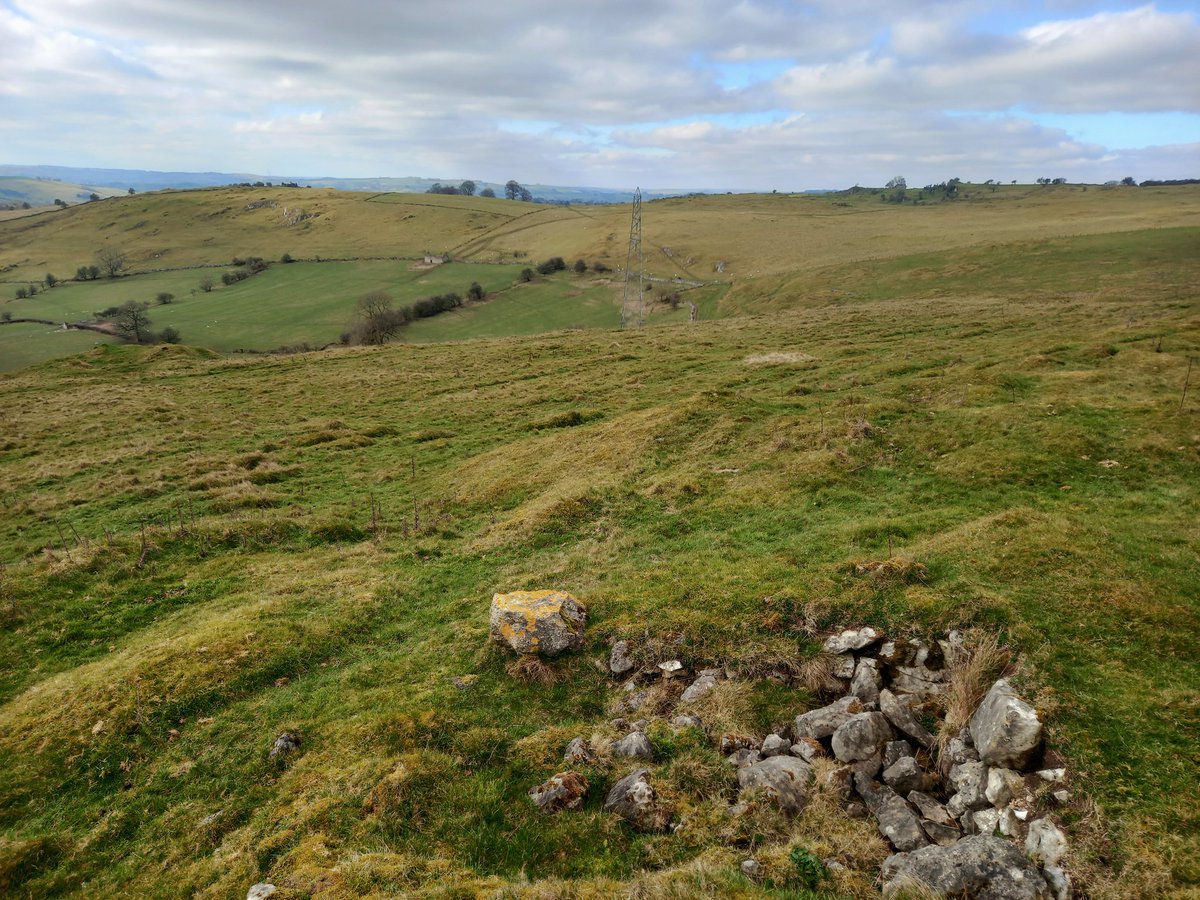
[{"x1": 621, "y1": 187, "x2": 644, "y2": 327}]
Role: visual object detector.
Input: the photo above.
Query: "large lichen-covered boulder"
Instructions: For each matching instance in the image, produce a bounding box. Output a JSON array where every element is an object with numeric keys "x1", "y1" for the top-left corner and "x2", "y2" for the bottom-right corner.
[
  {"x1": 737, "y1": 755, "x2": 813, "y2": 815},
  {"x1": 489, "y1": 589, "x2": 587, "y2": 656},
  {"x1": 881, "y1": 835, "x2": 1050, "y2": 899}
]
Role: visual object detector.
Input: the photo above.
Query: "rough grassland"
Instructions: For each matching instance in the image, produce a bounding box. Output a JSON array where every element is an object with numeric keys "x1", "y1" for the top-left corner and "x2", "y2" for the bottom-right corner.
[{"x1": 1, "y1": 249, "x2": 1198, "y2": 897}]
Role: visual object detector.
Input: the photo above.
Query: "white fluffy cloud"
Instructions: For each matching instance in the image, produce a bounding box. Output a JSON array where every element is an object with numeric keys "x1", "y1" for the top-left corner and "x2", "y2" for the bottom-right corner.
[{"x1": 1, "y1": 1, "x2": 1196, "y2": 187}]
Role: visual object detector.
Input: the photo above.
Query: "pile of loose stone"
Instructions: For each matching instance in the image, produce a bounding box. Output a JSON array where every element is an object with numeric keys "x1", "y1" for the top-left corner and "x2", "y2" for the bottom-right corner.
[{"x1": 527, "y1": 626, "x2": 1073, "y2": 899}]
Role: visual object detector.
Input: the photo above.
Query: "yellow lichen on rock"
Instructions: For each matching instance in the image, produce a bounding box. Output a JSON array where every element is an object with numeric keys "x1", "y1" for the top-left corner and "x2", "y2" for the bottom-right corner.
[{"x1": 489, "y1": 589, "x2": 587, "y2": 657}]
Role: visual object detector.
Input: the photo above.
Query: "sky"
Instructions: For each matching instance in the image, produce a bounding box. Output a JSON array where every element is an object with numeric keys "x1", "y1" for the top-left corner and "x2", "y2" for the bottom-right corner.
[{"x1": 1, "y1": 0, "x2": 1197, "y2": 190}]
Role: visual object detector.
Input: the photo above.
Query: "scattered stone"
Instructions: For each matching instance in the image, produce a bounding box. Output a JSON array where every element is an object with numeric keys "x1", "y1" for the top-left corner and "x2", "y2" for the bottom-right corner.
[
  {"x1": 794, "y1": 695, "x2": 864, "y2": 739},
  {"x1": 876, "y1": 639, "x2": 912, "y2": 666},
  {"x1": 789, "y1": 737, "x2": 826, "y2": 761},
  {"x1": 881, "y1": 835, "x2": 1050, "y2": 899},
  {"x1": 849, "y1": 751, "x2": 883, "y2": 778},
  {"x1": 908, "y1": 791, "x2": 957, "y2": 827},
  {"x1": 658, "y1": 659, "x2": 684, "y2": 678},
  {"x1": 1037, "y1": 767, "x2": 1067, "y2": 783},
  {"x1": 938, "y1": 630, "x2": 966, "y2": 668},
  {"x1": 832, "y1": 712, "x2": 894, "y2": 763},
  {"x1": 451, "y1": 674, "x2": 478, "y2": 691},
  {"x1": 845, "y1": 801, "x2": 869, "y2": 819},
  {"x1": 760, "y1": 734, "x2": 790, "y2": 757},
  {"x1": 890, "y1": 664, "x2": 947, "y2": 698},
  {"x1": 490, "y1": 589, "x2": 587, "y2": 657},
  {"x1": 824, "y1": 765, "x2": 854, "y2": 802},
  {"x1": 268, "y1": 732, "x2": 300, "y2": 759},
  {"x1": 971, "y1": 808, "x2": 1001, "y2": 836},
  {"x1": 612, "y1": 731, "x2": 653, "y2": 760},
  {"x1": 247, "y1": 885, "x2": 277, "y2": 900},
  {"x1": 672, "y1": 713, "x2": 703, "y2": 729},
  {"x1": 720, "y1": 733, "x2": 759, "y2": 755},
  {"x1": 882, "y1": 756, "x2": 933, "y2": 795},
  {"x1": 970, "y1": 679, "x2": 1043, "y2": 770},
  {"x1": 1026, "y1": 818, "x2": 1068, "y2": 867},
  {"x1": 947, "y1": 760, "x2": 990, "y2": 819},
  {"x1": 609, "y1": 717, "x2": 628, "y2": 731},
  {"x1": 740, "y1": 859, "x2": 761, "y2": 879},
  {"x1": 999, "y1": 806, "x2": 1024, "y2": 837},
  {"x1": 529, "y1": 771, "x2": 589, "y2": 812},
  {"x1": 1043, "y1": 865, "x2": 1073, "y2": 900},
  {"x1": 986, "y1": 767, "x2": 1026, "y2": 808},
  {"x1": 609, "y1": 640, "x2": 634, "y2": 675},
  {"x1": 680, "y1": 673, "x2": 719, "y2": 703},
  {"x1": 912, "y1": 639, "x2": 945, "y2": 670},
  {"x1": 623, "y1": 689, "x2": 650, "y2": 713},
  {"x1": 945, "y1": 733, "x2": 980, "y2": 766},
  {"x1": 854, "y1": 772, "x2": 928, "y2": 851},
  {"x1": 604, "y1": 769, "x2": 671, "y2": 832},
  {"x1": 1052, "y1": 789, "x2": 1070, "y2": 804},
  {"x1": 883, "y1": 739, "x2": 914, "y2": 770},
  {"x1": 833, "y1": 655, "x2": 857, "y2": 679},
  {"x1": 823, "y1": 626, "x2": 884, "y2": 654},
  {"x1": 564, "y1": 737, "x2": 597, "y2": 765},
  {"x1": 878, "y1": 689, "x2": 933, "y2": 747},
  {"x1": 737, "y1": 756, "x2": 813, "y2": 815},
  {"x1": 727, "y1": 748, "x2": 761, "y2": 769},
  {"x1": 922, "y1": 820, "x2": 963, "y2": 847},
  {"x1": 851, "y1": 657, "x2": 883, "y2": 704}
]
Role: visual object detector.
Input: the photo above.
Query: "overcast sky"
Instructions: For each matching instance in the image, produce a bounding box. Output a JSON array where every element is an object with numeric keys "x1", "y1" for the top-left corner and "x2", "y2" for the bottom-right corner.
[{"x1": 2, "y1": 0, "x2": 1197, "y2": 190}]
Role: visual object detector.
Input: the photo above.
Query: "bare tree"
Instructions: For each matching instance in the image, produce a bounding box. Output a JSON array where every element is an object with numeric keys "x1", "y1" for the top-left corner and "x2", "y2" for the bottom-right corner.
[
  {"x1": 199, "y1": 275, "x2": 214, "y2": 293},
  {"x1": 356, "y1": 291, "x2": 406, "y2": 345},
  {"x1": 112, "y1": 301, "x2": 153, "y2": 343},
  {"x1": 96, "y1": 246, "x2": 127, "y2": 278}
]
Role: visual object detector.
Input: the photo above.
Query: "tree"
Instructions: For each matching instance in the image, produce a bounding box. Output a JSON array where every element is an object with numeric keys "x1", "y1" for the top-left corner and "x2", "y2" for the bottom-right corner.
[
  {"x1": 128, "y1": 187, "x2": 136, "y2": 195},
  {"x1": 480, "y1": 188, "x2": 496, "y2": 198},
  {"x1": 459, "y1": 180, "x2": 476, "y2": 196},
  {"x1": 155, "y1": 292, "x2": 174, "y2": 305},
  {"x1": 45, "y1": 273, "x2": 58, "y2": 288},
  {"x1": 467, "y1": 282, "x2": 485, "y2": 301},
  {"x1": 89, "y1": 193, "x2": 100, "y2": 201},
  {"x1": 112, "y1": 301, "x2": 153, "y2": 343},
  {"x1": 1121, "y1": 176, "x2": 1138, "y2": 187},
  {"x1": 885, "y1": 176, "x2": 907, "y2": 189},
  {"x1": 15, "y1": 287, "x2": 27, "y2": 299},
  {"x1": 355, "y1": 291, "x2": 406, "y2": 345},
  {"x1": 573, "y1": 259, "x2": 588, "y2": 274},
  {"x1": 505, "y1": 180, "x2": 522, "y2": 201},
  {"x1": 199, "y1": 275, "x2": 214, "y2": 293},
  {"x1": 96, "y1": 246, "x2": 127, "y2": 278},
  {"x1": 159, "y1": 326, "x2": 181, "y2": 344},
  {"x1": 520, "y1": 267, "x2": 535, "y2": 282}
]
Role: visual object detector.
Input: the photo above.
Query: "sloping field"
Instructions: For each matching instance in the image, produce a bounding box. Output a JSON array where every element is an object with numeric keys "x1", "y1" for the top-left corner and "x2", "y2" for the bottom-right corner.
[{"x1": 0, "y1": 261, "x2": 1197, "y2": 896}]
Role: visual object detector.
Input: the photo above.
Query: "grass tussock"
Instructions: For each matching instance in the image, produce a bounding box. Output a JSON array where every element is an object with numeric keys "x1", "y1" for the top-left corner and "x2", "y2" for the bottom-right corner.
[
  {"x1": 935, "y1": 630, "x2": 1013, "y2": 761},
  {"x1": 505, "y1": 654, "x2": 560, "y2": 685}
]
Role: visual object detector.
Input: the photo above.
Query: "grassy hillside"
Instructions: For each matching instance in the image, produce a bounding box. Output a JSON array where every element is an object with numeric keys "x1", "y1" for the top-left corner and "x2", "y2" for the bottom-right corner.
[
  {"x1": 0, "y1": 257, "x2": 1197, "y2": 897},
  {"x1": 0, "y1": 177, "x2": 126, "y2": 211}
]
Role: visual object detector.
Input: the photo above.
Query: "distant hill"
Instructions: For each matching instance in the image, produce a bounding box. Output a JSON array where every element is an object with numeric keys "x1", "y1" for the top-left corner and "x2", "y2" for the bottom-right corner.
[
  {"x1": 0, "y1": 164, "x2": 704, "y2": 204},
  {"x1": 0, "y1": 176, "x2": 127, "y2": 209}
]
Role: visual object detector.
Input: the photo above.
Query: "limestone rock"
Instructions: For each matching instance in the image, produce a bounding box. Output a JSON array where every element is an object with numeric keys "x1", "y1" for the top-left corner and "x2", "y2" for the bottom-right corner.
[
  {"x1": 740, "y1": 859, "x2": 761, "y2": 878},
  {"x1": 658, "y1": 659, "x2": 684, "y2": 677},
  {"x1": 883, "y1": 739, "x2": 914, "y2": 770},
  {"x1": 564, "y1": 737, "x2": 597, "y2": 765},
  {"x1": 672, "y1": 713, "x2": 703, "y2": 729},
  {"x1": 529, "y1": 771, "x2": 589, "y2": 812},
  {"x1": 922, "y1": 819, "x2": 963, "y2": 846},
  {"x1": 971, "y1": 808, "x2": 1001, "y2": 836},
  {"x1": 1037, "y1": 767, "x2": 1066, "y2": 783},
  {"x1": 849, "y1": 751, "x2": 883, "y2": 778},
  {"x1": 760, "y1": 734, "x2": 790, "y2": 757},
  {"x1": 269, "y1": 732, "x2": 300, "y2": 759},
  {"x1": 736, "y1": 755, "x2": 813, "y2": 815},
  {"x1": 969, "y1": 679, "x2": 1043, "y2": 770},
  {"x1": 612, "y1": 731, "x2": 653, "y2": 760},
  {"x1": 790, "y1": 737, "x2": 825, "y2": 761},
  {"x1": 727, "y1": 748, "x2": 761, "y2": 769},
  {"x1": 854, "y1": 771, "x2": 929, "y2": 851},
  {"x1": 823, "y1": 626, "x2": 884, "y2": 654},
  {"x1": 680, "y1": 673, "x2": 719, "y2": 703},
  {"x1": 604, "y1": 768, "x2": 671, "y2": 832},
  {"x1": 879, "y1": 689, "x2": 933, "y2": 747},
  {"x1": 824, "y1": 765, "x2": 854, "y2": 802},
  {"x1": 881, "y1": 835, "x2": 1051, "y2": 899},
  {"x1": 908, "y1": 790, "x2": 957, "y2": 827},
  {"x1": 1026, "y1": 818, "x2": 1068, "y2": 867},
  {"x1": 247, "y1": 886, "x2": 277, "y2": 900},
  {"x1": 609, "y1": 640, "x2": 633, "y2": 674},
  {"x1": 882, "y1": 756, "x2": 933, "y2": 795},
  {"x1": 947, "y1": 760, "x2": 990, "y2": 819},
  {"x1": 832, "y1": 654, "x2": 857, "y2": 679},
  {"x1": 832, "y1": 712, "x2": 894, "y2": 763},
  {"x1": 986, "y1": 767, "x2": 1026, "y2": 808},
  {"x1": 1043, "y1": 865, "x2": 1073, "y2": 900},
  {"x1": 945, "y1": 733, "x2": 980, "y2": 767},
  {"x1": 794, "y1": 695, "x2": 864, "y2": 739},
  {"x1": 876, "y1": 639, "x2": 913, "y2": 666},
  {"x1": 720, "y1": 733, "x2": 758, "y2": 754},
  {"x1": 490, "y1": 589, "x2": 587, "y2": 657},
  {"x1": 851, "y1": 657, "x2": 883, "y2": 704},
  {"x1": 890, "y1": 664, "x2": 947, "y2": 698}
]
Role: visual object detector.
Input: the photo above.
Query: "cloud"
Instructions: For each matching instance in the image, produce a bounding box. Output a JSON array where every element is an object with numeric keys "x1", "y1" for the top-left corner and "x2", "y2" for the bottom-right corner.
[{"x1": 1, "y1": 1, "x2": 1196, "y2": 186}]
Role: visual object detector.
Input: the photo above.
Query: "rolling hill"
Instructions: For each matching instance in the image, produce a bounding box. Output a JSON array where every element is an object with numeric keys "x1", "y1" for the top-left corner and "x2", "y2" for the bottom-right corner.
[{"x1": 0, "y1": 183, "x2": 1197, "y2": 898}]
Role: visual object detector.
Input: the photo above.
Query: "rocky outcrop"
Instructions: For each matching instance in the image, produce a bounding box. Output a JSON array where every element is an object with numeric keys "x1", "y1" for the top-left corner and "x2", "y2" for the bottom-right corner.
[
  {"x1": 736, "y1": 755, "x2": 813, "y2": 815},
  {"x1": 881, "y1": 835, "x2": 1050, "y2": 899},
  {"x1": 612, "y1": 731, "x2": 654, "y2": 760},
  {"x1": 490, "y1": 589, "x2": 587, "y2": 656}
]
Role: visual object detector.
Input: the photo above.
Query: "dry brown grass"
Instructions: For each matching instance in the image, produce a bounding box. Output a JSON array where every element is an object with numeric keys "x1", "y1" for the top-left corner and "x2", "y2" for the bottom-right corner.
[
  {"x1": 934, "y1": 629, "x2": 1013, "y2": 761},
  {"x1": 505, "y1": 654, "x2": 559, "y2": 685}
]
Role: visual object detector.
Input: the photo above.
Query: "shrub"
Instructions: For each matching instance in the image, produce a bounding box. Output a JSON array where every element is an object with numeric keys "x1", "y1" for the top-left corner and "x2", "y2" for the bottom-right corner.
[
  {"x1": 520, "y1": 268, "x2": 535, "y2": 283},
  {"x1": 280, "y1": 253, "x2": 294, "y2": 263},
  {"x1": 467, "y1": 282, "x2": 485, "y2": 302},
  {"x1": 14, "y1": 288, "x2": 27, "y2": 299},
  {"x1": 536, "y1": 256, "x2": 566, "y2": 275},
  {"x1": 199, "y1": 275, "x2": 214, "y2": 293},
  {"x1": 45, "y1": 273, "x2": 58, "y2": 288},
  {"x1": 221, "y1": 270, "x2": 250, "y2": 286},
  {"x1": 2, "y1": 311, "x2": 12, "y2": 321},
  {"x1": 573, "y1": 259, "x2": 587, "y2": 274},
  {"x1": 26, "y1": 284, "x2": 37, "y2": 297},
  {"x1": 159, "y1": 326, "x2": 181, "y2": 344},
  {"x1": 593, "y1": 262, "x2": 611, "y2": 273},
  {"x1": 155, "y1": 292, "x2": 174, "y2": 305}
]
